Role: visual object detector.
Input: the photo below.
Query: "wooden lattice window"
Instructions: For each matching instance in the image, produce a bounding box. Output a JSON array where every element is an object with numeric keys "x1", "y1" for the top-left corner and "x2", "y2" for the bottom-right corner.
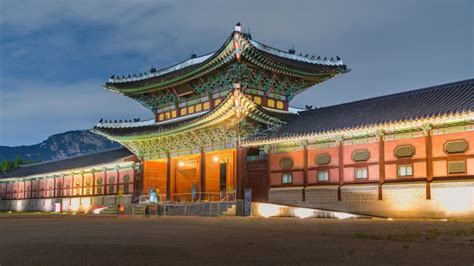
[
  {"x1": 395, "y1": 145, "x2": 415, "y2": 158},
  {"x1": 280, "y1": 158, "x2": 294, "y2": 169},
  {"x1": 316, "y1": 154, "x2": 331, "y2": 165},
  {"x1": 444, "y1": 140, "x2": 468, "y2": 154},
  {"x1": 317, "y1": 170, "x2": 329, "y2": 182},
  {"x1": 352, "y1": 150, "x2": 370, "y2": 162},
  {"x1": 448, "y1": 161, "x2": 466, "y2": 174},
  {"x1": 281, "y1": 173, "x2": 293, "y2": 184}
]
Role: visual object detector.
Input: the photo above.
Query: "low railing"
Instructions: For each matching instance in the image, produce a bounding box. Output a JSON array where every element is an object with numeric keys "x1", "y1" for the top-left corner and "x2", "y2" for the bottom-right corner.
[
  {"x1": 171, "y1": 191, "x2": 236, "y2": 203},
  {"x1": 131, "y1": 191, "x2": 236, "y2": 217}
]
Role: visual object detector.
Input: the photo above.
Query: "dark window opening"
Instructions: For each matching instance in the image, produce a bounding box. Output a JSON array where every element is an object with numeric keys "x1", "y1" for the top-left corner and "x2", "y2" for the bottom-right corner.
[{"x1": 220, "y1": 162, "x2": 227, "y2": 191}]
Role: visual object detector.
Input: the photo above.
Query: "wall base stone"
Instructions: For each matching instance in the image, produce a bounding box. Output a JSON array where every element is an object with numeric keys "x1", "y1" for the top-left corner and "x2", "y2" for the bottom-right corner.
[{"x1": 268, "y1": 180, "x2": 474, "y2": 219}]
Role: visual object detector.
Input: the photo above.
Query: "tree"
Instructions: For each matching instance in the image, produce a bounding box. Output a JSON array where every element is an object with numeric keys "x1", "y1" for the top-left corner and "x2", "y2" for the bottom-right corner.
[{"x1": 0, "y1": 156, "x2": 39, "y2": 174}]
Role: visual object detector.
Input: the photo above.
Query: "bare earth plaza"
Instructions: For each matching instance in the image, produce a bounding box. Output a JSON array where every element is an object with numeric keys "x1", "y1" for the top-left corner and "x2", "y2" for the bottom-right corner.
[
  {"x1": 0, "y1": 2, "x2": 473, "y2": 265},
  {"x1": 1, "y1": 215, "x2": 474, "y2": 265}
]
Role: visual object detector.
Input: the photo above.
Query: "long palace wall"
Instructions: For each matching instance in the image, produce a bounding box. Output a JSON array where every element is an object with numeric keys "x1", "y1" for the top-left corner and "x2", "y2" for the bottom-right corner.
[
  {"x1": 249, "y1": 125, "x2": 474, "y2": 218},
  {"x1": 0, "y1": 162, "x2": 140, "y2": 213}
]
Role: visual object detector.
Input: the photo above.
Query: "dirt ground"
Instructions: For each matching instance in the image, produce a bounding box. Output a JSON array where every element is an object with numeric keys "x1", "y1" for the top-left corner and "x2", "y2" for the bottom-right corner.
[{"x1": 0, "y1": 215, "x2": 473, "y2": 266}]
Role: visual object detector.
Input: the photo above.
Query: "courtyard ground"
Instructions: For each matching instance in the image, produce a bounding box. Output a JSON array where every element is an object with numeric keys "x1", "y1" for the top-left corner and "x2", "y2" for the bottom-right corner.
[{"x1": 0, "y1": 215, "x2": 473, "y2": 265}]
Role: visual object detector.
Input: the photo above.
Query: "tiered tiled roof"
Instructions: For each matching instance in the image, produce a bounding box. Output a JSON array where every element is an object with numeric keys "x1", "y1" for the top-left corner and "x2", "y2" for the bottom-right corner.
[
  {"x1": 105, "y1": 23, "x2": 347, "y2": 95},
  {"x1": 0, "y1": 148, "x2": 134, "y2": 179},
  {"x1": 243, "y1": 78, "x2": 474, "y2": 145}
]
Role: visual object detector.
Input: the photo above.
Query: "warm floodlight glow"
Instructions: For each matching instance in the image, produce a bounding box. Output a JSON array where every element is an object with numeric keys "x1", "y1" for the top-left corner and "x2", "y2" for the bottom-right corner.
[
  {"x1": 178, "y1": 161, "x2": 185, "y2": 168},
  {"x1": 387, "y1": 217, "x2": 394, "y2": 221},
  {"x1": 257, "y1": 203, "x2": 281, "y2": 218},
  {"x1": 334, "y1": 212, "x2": 355, "y2": 219},
  {"x1": 213, "y1": 156, "x2": 219, "y2": 163},
  {"x1": 93, "y1": 207, "x2": 107, "y2": 214},
  {"x1": 294, "y1": 208, "x2": 314, "y2": 219},
  {"x1": 435, "y1": 188, "x2": 472, "y2": 212}
]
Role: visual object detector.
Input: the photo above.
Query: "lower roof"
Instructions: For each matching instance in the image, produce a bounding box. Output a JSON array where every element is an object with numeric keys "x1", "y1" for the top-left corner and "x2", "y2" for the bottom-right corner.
[
  {"x1": 0, "y1": 148, "x2": 134, "y2": 179},
  {"x1": 246, "y1": 78, "x2": 473, "y2": 142}
]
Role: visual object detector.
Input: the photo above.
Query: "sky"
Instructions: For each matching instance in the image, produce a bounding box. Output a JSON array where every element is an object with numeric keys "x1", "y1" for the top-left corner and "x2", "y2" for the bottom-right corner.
[{"x1": 0, "y1": 0, "x2": 472, "y2": 146}]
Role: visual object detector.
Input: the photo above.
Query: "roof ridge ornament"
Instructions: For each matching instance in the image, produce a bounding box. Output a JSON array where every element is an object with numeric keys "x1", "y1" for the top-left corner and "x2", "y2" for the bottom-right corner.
[{"x1": 235, "y1": 22, "x2": 242, "y2": 33}]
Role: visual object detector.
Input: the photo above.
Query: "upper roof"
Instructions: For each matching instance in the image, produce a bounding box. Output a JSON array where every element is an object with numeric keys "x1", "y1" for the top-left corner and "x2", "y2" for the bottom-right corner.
[
  {"x1": 105, "y1": 23, "x2": 348, "y2": 96},
  {"x1": 0, "y1": 148, "x2": 134, "y2": 179},
  {"x1": 244, "y1": 78, "x2": 474, "y2": 143}
]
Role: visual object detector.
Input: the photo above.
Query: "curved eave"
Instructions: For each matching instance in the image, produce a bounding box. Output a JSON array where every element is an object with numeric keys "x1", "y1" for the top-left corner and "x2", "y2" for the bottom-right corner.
[
  {"x1": 92, "y1": 90, "x2": 288, "y2": 142},
  {"x1": 105, "y1": 32, "x2": 349, "y2": 96},
  {"x1": 242, "y1": 111, "x2": 474, "y2": 147}
]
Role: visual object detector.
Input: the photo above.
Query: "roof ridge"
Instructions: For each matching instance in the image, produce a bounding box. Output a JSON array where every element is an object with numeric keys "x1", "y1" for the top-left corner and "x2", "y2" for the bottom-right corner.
[
  {"x1": 302, "y1": 78, "x2": 474, "y2": 115},
  {"x1": 16, "y1": 147, "x2": 128, "y2": 168}
]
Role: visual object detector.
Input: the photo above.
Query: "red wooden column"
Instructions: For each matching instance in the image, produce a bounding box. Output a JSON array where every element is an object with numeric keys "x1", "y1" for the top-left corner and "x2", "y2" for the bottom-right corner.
[
  {"x1": 303, "y1": 144, "x2": 308, "y2": 201},
  {"x1": 62, "y1": 175, "x2": 65, "y2": 198},
  {"x1": 425, "y1": 126, "x2": 433, "y2": 199},
  {"x1": 266, "y1": 147, "x2": 272, "y2": 199},
  {"x1": 236, "y1": 147, "x2": 248, "y2": 199},
  {"x1": 200, "y1": 147, "x2": 206, "y2": 199},
  {"x1": 166, "y1": 152, "x2": 172, "y2": 201},
  {"x1": 116, "y1": 168, "x2": 120, "y2": 194},
  {"x1": 378, "y1": 133, "x2": 385, "y2": 200},
  {"x1": 81, "y1": 172, "x2": 85, "y2": 196},
  {"x1": 338, "y1": 139, "x2": 344, "y2": 201}
]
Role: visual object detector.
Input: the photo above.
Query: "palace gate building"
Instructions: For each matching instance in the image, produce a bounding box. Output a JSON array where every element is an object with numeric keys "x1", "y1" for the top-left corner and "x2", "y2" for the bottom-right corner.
[{"x1": 1, "y1": 23, "x2": 473, "y2": 218}]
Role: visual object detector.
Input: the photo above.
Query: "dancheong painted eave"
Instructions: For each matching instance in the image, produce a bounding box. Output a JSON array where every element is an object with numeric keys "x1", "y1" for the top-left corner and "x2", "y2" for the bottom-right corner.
[
  {"x1": 104, "y1": 23, "x2": 349, "y2": 96},
  {"x1": 91, "y1": 88, "x2": 292, "y2": 142}
]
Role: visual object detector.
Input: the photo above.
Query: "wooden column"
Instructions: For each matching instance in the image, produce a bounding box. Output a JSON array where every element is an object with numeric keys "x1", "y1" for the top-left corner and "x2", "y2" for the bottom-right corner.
[
  {"x1": 62, "y1": 175, "x2": 65, "y2": 198},
  {"x1": 200, "y1": 147, "x2": 206, "y2": 199},
  {"x1": 116, "y1": 168, "x2": 120, "y2": 195},
  {"x1": 338, "y1": 140, "x2": 344, "y2": 201},
  {"x1": 303, "y1": 144, "x2": 308, "y2": 201},
  {"x1": 378, "y1": 134, "x2": 385, "y2": 200},
  {"x1": 104, "y1": 169, "x2": 107, "y2": 195},
  {"x1": 81, "y1": 173, "x2": 85, "y2": 196},
  {"x1": 236, "y1": 147, "x2": 248, "y2": 199},
  {"x1": 425, "y1": 127, "x2": 433, "y2": 199},
  {"x1": 266, "y1": 147, "x2": 272, "y2": 199},
  {"x1": 166, "y1": 153, "x2": 172, "y2": 201}
]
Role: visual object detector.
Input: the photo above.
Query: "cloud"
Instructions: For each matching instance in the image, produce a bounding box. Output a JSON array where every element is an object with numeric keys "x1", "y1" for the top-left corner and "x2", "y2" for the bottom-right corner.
[
  {"x1": 0, "y1": 79, "x2": 150, "y2": 145},
  {"x1": 0, "y1": 0, "x2": 472, "y2": 146}
]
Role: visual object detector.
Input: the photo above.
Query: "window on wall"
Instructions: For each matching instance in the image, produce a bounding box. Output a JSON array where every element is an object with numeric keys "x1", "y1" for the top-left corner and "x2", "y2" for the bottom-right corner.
[
  {"x1": 447, "y1": 161, "x2": 466, "y2": 174},
  {"x1": 281, "y1": 173, "x2": 293, "y2": 184},
  {"x1": 355, "y1": 168, "x2": 368, "y2": 179},
  {"x1": 317, "y1": 170, "x2": 329, "y2": 182},
  {"x1": 397, "y1": 165, "x2": 413, "y2": 177}
]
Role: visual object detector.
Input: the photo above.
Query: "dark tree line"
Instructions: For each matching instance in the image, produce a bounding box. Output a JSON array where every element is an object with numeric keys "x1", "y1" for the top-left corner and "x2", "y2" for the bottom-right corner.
[{"x1": 1, "y1": 156, "x2": 39, "y2": 174}]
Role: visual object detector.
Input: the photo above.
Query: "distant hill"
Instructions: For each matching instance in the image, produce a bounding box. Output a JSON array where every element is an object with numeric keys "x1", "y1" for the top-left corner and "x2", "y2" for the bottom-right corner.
[{"x1": 0, "y1": 130, "x2": 121, "y2": 162}]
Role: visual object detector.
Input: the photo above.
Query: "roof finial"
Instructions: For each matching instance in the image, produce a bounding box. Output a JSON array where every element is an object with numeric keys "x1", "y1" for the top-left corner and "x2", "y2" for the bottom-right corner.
[
  {"x1": 235, "y1": 22, "x2": 242, "y2": 33},
  {"x1": 190, "y1": 50, "x2": 197, "y2": 59},
  {"x1": 289, "y1": 46, "x2": 296, "y2": 55}
]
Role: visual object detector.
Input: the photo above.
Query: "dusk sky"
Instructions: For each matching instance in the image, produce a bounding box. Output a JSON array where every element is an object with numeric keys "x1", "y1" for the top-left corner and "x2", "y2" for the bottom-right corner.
[{"x1": 0, "y1": 0, "x2": 472, "y2": 146}]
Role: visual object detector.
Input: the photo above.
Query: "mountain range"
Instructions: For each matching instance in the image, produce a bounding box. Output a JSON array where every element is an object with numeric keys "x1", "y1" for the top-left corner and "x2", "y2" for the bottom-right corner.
[{"x1": 0, "y1": 130, "x2": 121, "y2": 162}]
